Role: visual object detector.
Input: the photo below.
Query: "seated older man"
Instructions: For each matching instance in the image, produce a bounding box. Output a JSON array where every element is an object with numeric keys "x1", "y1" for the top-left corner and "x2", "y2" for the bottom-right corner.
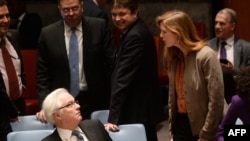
[{"x1": 41, "y1": 88, "x2": 112, "y2": 141}]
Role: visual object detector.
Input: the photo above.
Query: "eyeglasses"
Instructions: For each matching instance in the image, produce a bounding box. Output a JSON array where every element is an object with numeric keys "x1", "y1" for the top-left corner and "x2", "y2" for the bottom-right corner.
[
  {"x1": 57, "y1": 100, "x2": 79, "y2": 110},
  {"x1": 61, "y1": 5, "x2": 80, "y2": 14}
]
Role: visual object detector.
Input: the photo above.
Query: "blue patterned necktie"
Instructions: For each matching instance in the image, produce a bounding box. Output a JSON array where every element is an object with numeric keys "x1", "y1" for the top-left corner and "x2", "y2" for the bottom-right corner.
[
  {"x1": 69, "y1": 28, "x2": 80, "y2": 97},
  {"x1": 220, "y1": 41, "x2": 227, "y2": 60},
  {"x1": 72, "y1": 130, "x2": 84, "y2": 141}
]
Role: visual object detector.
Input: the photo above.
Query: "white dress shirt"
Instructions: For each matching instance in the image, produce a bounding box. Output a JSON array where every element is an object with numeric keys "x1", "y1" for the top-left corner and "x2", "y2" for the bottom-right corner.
[
  {"x1": 57, "y1": 126, "x2": 89, "y2": 141},
  {"x1": 0, "y1": 37, "x2": 22, "y2": 97},
  {"x1": 218, "y1": 35, "x2": 235, "y2": 66}
]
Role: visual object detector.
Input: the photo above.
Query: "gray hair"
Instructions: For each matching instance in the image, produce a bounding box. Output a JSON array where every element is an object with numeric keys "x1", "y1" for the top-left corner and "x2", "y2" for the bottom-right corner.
[
  {"x1": 218, "y1": 8, "x2": 237, "y2": 24},
  {"x1": 42, "y1": 88, "x2": 69, "y2": 124}
]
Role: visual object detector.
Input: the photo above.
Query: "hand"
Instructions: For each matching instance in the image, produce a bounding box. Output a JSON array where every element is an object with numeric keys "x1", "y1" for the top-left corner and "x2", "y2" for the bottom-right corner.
[
  {"x1": 104, "y1": 123, "x2": 119, "y2": 132},
  {"x1": 36, "y1": 110, "x2": 47, "y2": 123},
  {"x1": 221, "y1": 60, "x2": 234, "y2": 72}
]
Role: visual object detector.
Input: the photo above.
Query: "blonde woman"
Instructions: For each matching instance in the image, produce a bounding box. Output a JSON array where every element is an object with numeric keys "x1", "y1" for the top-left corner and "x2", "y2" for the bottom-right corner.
[{"x1": 156, "y1": 10, "x2": 224, "y2": 141}]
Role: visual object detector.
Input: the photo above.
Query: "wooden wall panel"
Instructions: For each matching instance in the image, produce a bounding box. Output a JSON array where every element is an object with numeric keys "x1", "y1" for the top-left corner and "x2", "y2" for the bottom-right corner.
[{"x1": 224, "y1": 0, "x2": 250, "y2": 41}]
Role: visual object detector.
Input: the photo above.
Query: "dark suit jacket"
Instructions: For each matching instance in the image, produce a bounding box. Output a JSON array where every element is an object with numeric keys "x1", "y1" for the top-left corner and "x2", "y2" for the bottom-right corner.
[
  {"x1": 42, "y1": 119, "x2": 112, "y2": 141},
  {"x1": 0, "y1": 88, "x2": 19, "y2": 135},
  {"x1": 37, "y1": 17, "x2": 115, "y2": 108},
  {"x1": 83, "y1": 0, "x2": 108, "y2": 21},
  {"x1": 0, "y1": 30, "x2": 25, "y2": 135},
  {"x1": 208, "y1": 37, "x2": 250, "y2": 72},
  {"x1": 108, "y1": 18, "x2": 164, "y2": 126}
]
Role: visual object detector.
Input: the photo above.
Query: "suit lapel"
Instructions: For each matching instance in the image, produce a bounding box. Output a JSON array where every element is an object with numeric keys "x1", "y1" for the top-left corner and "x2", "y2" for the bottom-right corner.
[
  {"x1": 44, "y1": 129, "x2": 62, "y2": 141},
  {"x1": 81, "y1": 18, "x2": 88, "y2": 67},
  {"x1": 6, "y1": 31, "x2": 21, "y2": 57},
  {"x1": 79, "y1": 121, "x2": 98, "y2": 141},
  {"x1": 233, "y1": 38, "x2": 242, "y2": 70},
  {"x1": 57, "y1": 21, "x2": 69, "y2": 66}
]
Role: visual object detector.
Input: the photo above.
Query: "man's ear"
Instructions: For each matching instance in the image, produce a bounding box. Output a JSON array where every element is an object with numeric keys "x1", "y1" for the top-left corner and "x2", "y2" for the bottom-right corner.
[
  {"x1": 133, "y1": 9, "x2": 139, "y2": 18},
  {"x1": 53, "y1": 111, "x2": 61, "y2": 121},
  {"x1": 81, "y1": 1, "x2": 84, "y2": 13}
]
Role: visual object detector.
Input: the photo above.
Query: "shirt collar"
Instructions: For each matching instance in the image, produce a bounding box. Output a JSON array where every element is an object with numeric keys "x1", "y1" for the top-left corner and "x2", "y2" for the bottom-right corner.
[
  {"x1": 57, "y1": 126, "x2": 83, "y2": 140},
  {"x1": 57, "y1": 127, "x2": 72, "y2": 141},
  {"x1": 93, "y1": 0, "x2": 98, "y2": 5},
  {"x1": 64, "y1": 21, "x2": 82, "y2": 33},
  {"x1": 18, "y1": 12, "x2": 26, "y2": 22},
  {"x1": 226, "y1": 35, "x2": 234, "y2": 47},
  {"x1": 221, "y1": 35, "x2": 234, "y2": 47}
]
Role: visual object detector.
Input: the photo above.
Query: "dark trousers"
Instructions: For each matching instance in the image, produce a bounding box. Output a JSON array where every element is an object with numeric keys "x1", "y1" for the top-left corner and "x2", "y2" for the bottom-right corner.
[
  {"x1": 144, "y1": 123, "x2": 158, "y2": 141},
  {"x1": 172, "y1": 113, "x2": 199, "y2": 141},
  {"x1": 0, "y1": 133, "x2": 7, "y2": 141},
  {"x1": 13, "y1": 97, "x2": 26, "y2": 115},
  {"x1": 0, "y1": 117, "x2": 12, "y2": 141}
]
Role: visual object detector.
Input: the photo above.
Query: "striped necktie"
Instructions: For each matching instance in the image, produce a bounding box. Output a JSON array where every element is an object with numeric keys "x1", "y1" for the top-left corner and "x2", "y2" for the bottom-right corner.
[{"x1": 72, "y1": 130, "x2": 84, "y2": 141}]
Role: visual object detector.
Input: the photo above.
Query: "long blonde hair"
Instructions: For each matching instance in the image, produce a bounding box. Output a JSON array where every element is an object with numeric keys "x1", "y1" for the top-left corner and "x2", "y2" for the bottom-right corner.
[{"x1": 155, "y1": 10, "x2": 207, "y2": 68}]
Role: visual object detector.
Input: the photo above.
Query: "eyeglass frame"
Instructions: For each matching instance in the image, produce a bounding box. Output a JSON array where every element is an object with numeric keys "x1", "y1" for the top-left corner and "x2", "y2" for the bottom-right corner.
[{"x1": 57, "y1": 100, "x2": 79, "y2": 111}]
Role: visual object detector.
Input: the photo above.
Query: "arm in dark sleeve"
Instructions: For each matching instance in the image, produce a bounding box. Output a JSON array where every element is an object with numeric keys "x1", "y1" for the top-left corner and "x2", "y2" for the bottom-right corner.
[
  {"x1": 108, "y1": 35, "x2": 144, "y2": 124},
  {"x1": 0, "y1": 86, "x2": 18, "y2": 118},
  {"x1": 36, "y1": 31, "x2": 51, "y2": 107}
]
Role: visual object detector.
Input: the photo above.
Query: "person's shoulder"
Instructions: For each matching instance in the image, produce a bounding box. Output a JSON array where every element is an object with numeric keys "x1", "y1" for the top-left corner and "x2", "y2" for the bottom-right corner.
[
  {"x1": 231, "y1": 95, "x2": 245, "y2": 105},
  {"x1": 194, "y1": 46, "x2": 218, "y2": 62},
  {"x1": 7, "y1": 29, "x2": 19, "y2": 36},
  {"x1": 83, "y1": 16, "x2": 105, "y2": 24},
  {"x1": 235, "y1": 37, "x2": 250, "y2": 44},
  {"x1": 126, "y1": 18, "x2": 151, "y2": 37},
  {"x1": 198, "y1": 45, "x2": 216, "y2": 55},
  {"x1": 79, "y1": 120, "x2": 105, "y2": 130},
  {"x1": 132, "y1": 18, "x2": 147, "y2": 30},
  {"x1": 207, "y1": 37, "x2": 217, "y2": 43},
  {"x1": 235, "y1": 38, "x2": 250, "y2": 49},
  {"x1": 6, "y1": 29, "x2": 21, "y2": 41},
  {"x1": 41, "y1": 133, "x2": 55, "y2": 141},
  {"x1": 42, "y1": 21, "x2": 63, "y2": 31},
  {"x1": 80, "y1": 119, "x2": 102, "y2": 125}
]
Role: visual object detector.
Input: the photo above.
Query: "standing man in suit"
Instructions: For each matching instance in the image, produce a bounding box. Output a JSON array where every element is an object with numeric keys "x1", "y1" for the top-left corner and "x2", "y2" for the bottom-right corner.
[
  {"x1": 36, "y1": 0, "x2": 115, "y2": 121},
  {"x1": 0, "y1": 0, "x2": 26, "y2": 140},
  {"x1": 104, "y1": 0, "x2": 164, "y2": 141},
  {"x1": 83, "y1": 0, "x2": 108, "y2": 21},
  {"x1": 7, "y1": 0, "x2": 43, "y2": 49},
  {"x1": 208, "y1": 8, "x2": 250, "y2": 104},
  {"x1": 41, "y1": 88, "x2": 112, "y2": 141}
]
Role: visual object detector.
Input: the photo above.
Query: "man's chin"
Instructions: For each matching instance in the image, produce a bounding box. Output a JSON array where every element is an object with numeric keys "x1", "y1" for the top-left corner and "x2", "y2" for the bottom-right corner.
[
  {"x1": 215, "y1": 34, "x2": 222, "y2": 39},
  {"x1": 0, "y1": 29, "x2": 8, "y2": 36},
  {"x1": 78, "y1": 116, "x2": 83, "y2": 121}
]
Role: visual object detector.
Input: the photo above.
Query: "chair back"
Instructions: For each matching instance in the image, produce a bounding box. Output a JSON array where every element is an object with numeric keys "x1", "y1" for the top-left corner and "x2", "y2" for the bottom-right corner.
[
  {"x1": 10, "y1": 115, "x2": 54, "y2": 131},
  {"x1": 21, "y1": 49, "x2": 39, "y2": 115},
  {"x1": 7, "y1": 130, "x2": 53, "y2": 141},
  {"x1": 108, "y1": 124, "x2": 147, "y2": 141},
  {"x1": 90, "y1": 110, "x2": 109, "y2": 124}
]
